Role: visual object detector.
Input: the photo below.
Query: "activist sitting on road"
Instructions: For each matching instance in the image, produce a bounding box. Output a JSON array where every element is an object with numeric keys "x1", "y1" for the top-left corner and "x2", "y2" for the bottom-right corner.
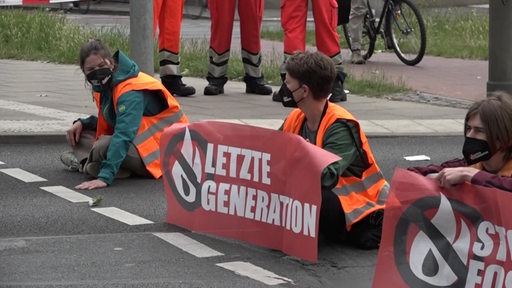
[
  {"x1": 408, "y1": 92, "x2": 512, "y2": 191},
  {"x1": 60, "y1": 39, "x2": 189, "y2": 190},
  {"x1": 279, "y1": 51, "x2": 389, "y2": 249}
]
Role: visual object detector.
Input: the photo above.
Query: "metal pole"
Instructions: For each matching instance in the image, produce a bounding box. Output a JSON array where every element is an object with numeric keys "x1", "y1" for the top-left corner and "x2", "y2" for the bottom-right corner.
[
  {"x1": 130, "y1": 0, "x2": 154, "y2": 75},
  {"x1": 487, "y1": 0, "x2": 512, "y2": 96}
]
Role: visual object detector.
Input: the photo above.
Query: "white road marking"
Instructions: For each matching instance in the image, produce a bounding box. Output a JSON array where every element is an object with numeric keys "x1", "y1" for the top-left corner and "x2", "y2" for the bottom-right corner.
[
  {"x1": 0, "y1": 168, "x2": 47, "y2": 183},
  {"x1": 153, "y1": 232, "x2": 223, "y2": 258},
  {"x1": 404, "y1": 155, "x2": 431, "y2": 161},
  {"x1": 216, "y1": 261, "x2": 293, "y2": 285},
  {"x1": 91, "y1": 207, "x2": 153, "y2": 225},
  {"x1": 40, "y1": 186, "x2": 92, "y2": 203},
  {"x1": 0, "y1": 161, "x2": 4, "y2": 165}
]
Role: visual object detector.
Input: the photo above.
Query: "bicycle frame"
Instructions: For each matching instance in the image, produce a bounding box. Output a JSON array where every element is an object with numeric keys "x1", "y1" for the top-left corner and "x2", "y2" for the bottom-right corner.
[
  {"x1": 367, "y1": 0, "x2": 412, "y2": 48},
  {"x1": 366, "y1": 0, "x2": 392, "y2": 41}
]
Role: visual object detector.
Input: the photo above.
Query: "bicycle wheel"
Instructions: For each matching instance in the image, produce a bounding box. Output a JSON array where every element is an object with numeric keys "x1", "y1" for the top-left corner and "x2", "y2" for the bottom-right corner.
[
  {"x1": 384, "y1": 0, "x2": 426, "y2": 66},
  {"x1": 184, "y1": 0, "x2": 206, "y2": 20},
  {"x1": 342, "y1": 13, "x2": 376, "y2": 61}
]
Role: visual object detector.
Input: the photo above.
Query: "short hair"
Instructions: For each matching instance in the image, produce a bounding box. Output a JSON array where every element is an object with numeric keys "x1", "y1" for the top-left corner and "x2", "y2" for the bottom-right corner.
[
  {"x1": 284, "y1": 51, "x2": 336, "y2": 100},
  {"x1": 465, "y1": 91, "x2": 512, "y2": 158},
  {"x1": 79, "y1": 39, "x2": 115, "y2": 73}
]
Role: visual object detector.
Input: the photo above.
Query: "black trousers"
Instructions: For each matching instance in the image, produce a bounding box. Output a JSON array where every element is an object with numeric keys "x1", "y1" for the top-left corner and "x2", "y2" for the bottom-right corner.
[{"x1": 319, "y1": 187, "x2": 383, "y2": 249}]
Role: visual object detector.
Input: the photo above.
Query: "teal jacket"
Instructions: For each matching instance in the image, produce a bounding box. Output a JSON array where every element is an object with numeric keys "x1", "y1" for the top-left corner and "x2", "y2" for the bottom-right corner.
[{"x1": 80, "y1": 51, "x2": 165, "y2": 184}]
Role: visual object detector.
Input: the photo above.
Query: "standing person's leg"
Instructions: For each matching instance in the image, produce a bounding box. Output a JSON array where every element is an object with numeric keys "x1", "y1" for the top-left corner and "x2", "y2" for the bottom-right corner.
[
  {"x1": 84, "y1": 136, "x2": 150, "y2": 179},
  {"x1": 238, "y1": 0, "x2": 272, "y2": 95},
  {"x1": 156, "y1": 0, "x2": 196, "y2": 96},
  {"x1": 349, "y1": 0, "x2": 367, "y2": 64},
  {"x1": 311, "y1": 0, "x2": 347, "y2": 102},
  {"x1": 204, "y1": 0, "x2": 236, "y2": 96},
  {"x1": 272, "y1": 0, "x2": 308, "y2": 102}
]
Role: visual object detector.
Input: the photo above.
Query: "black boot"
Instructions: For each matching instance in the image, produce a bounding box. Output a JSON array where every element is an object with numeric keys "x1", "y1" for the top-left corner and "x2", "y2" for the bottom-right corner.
[
  {"x1": 330, "y1": 69, "x2": 347, "y2": 103},
  {"x1": 204, "y1": 74, "x2": 228, "y2": 96},
  {"x1": 272, "y1": 73, "x2": 288, "y2": 102},
  {"x1": 161, "y1": 75, "x2": 196, "y2": 97},
  {"x1": 244, "y1": 75, "x2": 272, "y2": 95}
]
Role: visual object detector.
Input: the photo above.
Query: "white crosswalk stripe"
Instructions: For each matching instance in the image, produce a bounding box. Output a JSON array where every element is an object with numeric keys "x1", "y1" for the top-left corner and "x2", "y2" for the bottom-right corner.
[
  {"x1": 0, "y1": 168, "x2": 47, "y2": 183},
  {"x1": 153, "y1": 232, "x2": 224, "y2": 258},
  {"x1": 216, "y1": 261, "x2": 294, "y2": 285},
  {"x1": 40, "y1": 185, "x2": 92, "y2": 203},
  {"x1": 91, "y1": 207, "x2": 154, "y2": 225}
]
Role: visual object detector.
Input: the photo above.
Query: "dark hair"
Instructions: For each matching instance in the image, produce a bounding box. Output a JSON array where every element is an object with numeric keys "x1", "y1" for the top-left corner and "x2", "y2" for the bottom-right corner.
[
  {"x1": 79, "y1": 39, "x2": 115, "y2": 73},
  {"x1": 465, "y1": 91, "x2": 512, "y2": 159},
  {"x1": 284, "y1": 51, "x2": 336, "y2": 100}
]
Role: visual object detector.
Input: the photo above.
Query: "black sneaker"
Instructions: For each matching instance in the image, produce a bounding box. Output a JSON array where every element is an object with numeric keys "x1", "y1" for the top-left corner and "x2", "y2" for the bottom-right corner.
[
  {"x1": 204, "y1": 84, "x2": 224, "y2": 95},
  {"x1": 272, "y1": 83, "x2": 289, "y2": 102},
  {"x1": 204, "y1": 75, "x2": 227, "y2": 96},
  {"x1": 161, "y1": 75, "x2": 196, "y2": 97},
  {"x1": 244, "y1": 75, "x2": 272, "y2": 95}
]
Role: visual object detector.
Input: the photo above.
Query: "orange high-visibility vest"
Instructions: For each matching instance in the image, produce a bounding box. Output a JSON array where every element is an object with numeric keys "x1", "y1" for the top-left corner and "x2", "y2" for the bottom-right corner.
[
  {"x1": 282, "y1": 102, "x2": 389, "y2": 229},
  {"x1": 93, "y1": 72, "x2": 189, "y2": 179},
  {"x1": 471, "y1": 161, "x2": 512, "y2": 176}
]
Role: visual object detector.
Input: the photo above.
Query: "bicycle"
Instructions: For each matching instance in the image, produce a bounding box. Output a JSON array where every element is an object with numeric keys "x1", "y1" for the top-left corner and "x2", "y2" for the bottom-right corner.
[
  {"x1": 184, "y1": 0, "x2": 208, "y2": 20},
  {"x1": 342, "y1": 0, "x2": 426, "y2": 66}
]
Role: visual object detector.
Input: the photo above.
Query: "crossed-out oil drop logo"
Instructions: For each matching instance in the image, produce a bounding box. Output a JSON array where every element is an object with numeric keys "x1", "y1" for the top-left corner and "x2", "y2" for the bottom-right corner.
[
  {"x1": 393, "y1": 193, "x2": 484, "y2": 288},
  {"x1": 162, "y1": 127, "x2": 209, "y2": 211}
]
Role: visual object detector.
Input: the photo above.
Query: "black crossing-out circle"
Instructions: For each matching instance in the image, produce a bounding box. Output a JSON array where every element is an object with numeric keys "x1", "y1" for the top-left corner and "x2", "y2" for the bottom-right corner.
[
  {"x1": 393, "y1": 195, "x2": 483, "y2": 288},
  {"x1": 162, "y1": 128, "x2": 211, "y2": 211}
]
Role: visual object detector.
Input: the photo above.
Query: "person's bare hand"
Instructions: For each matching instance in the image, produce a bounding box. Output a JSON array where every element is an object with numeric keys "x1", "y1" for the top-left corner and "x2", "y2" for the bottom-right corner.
[
  {"x1": 66, "y1": 121, "x2": 83, "y2": 147},
  {"x1": 75, "y1": 179, "x2": 107, "y2": 190},
  {"x1": 435, "y1": 167, "x2": 479, "y2": 188}
]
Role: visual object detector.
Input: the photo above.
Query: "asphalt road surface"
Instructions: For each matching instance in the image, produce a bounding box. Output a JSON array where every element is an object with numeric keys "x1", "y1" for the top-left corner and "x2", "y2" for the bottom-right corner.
[{"x1": 0, "y1": 136, "x2": 462, "y2": 287}]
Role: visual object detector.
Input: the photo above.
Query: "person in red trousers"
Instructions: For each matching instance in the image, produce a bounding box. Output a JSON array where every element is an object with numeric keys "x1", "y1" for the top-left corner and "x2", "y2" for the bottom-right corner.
[
  {"x1": 153, "y1": 0, "x2": 196, "y2": 97},
  {"x1": 204, "y1": 0, "x2": 272, "y2": 96},
  {"x1": 273, "y1": 0, "x2": 347, "y2": 103}
]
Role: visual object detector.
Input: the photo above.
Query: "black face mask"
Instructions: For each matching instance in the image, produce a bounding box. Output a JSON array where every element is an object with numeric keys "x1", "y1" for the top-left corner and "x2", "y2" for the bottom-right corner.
[
  {"x1": 462, "y1": 137, "x2": 493, "y2": 165},
  {"x1": 281, "y1": 86, "x2": 305, "y2": 108},
  {"x1": 86, "y1": 67, "x2": 113, "y2": 87},
  {"x1": 280, "y1": 85, "x2": 298, "y2": 108}
]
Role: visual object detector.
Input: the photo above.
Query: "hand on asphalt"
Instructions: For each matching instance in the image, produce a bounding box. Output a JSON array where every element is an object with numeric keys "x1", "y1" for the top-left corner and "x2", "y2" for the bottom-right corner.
[{"x1": 75, "y1": 179, "x2": 107, "y2": 190}]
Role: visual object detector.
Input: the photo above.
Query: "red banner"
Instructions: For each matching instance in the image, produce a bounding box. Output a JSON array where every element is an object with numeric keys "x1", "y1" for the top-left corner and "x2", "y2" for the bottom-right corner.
[
  {"x1": 373, "y1": 168, "x2": 512, "y2": 288},
  {"x1": 159, "y1": 121, "x2": 341, "y2": 262}
]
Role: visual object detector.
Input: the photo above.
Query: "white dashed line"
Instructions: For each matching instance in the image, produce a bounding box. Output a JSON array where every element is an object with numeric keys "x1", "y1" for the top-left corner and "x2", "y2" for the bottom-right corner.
[
  {"x1": 0, "y1": 168, "x2": 47, "y2": 183},
  {"x1": 153, "y1": 232, "x2": 224, "y2": 258},
  {"x1": 91, "y1": 207, "x2": 154, "y2": 225},
  {"x1": 40, "y1": 186, "x2": 92, "y2": 203},
  {"x1": 216, "y1": 261, "x2": 294, "y2": 285}
]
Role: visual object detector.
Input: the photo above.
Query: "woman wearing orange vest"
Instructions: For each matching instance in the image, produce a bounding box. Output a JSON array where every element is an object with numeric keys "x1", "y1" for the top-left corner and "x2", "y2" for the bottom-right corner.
[
  {"x1": 409, "y1": 92, "x2": 512, "y2": 191},
  {"x1": 60, "y1": 40, "x2": 189, "y2": 190},
  {"x1": 280, "y1": 51, "x2": 388, "y2": 249}
]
